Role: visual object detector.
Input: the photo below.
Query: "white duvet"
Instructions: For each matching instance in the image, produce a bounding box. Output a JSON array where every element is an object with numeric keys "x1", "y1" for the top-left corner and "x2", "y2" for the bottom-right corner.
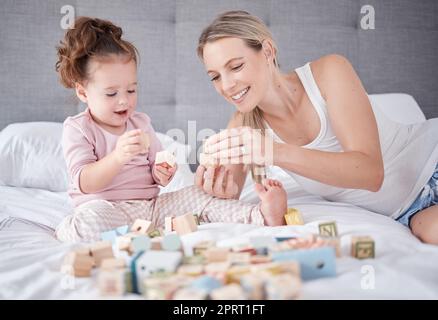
[{"x1": 1, "y1": 174, "x2": 438, "y2": 299}]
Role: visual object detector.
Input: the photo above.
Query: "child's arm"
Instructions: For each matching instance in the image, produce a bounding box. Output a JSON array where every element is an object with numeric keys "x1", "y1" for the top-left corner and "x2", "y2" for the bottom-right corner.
[{"x1": 79, "y1": 129, "x2": 147, "y2": 193}]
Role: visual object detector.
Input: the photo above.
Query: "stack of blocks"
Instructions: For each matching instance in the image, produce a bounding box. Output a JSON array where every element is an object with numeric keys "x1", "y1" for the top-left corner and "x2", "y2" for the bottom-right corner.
[{"x1": 60, "y1": 211, "x2": 376, "y2": 299}]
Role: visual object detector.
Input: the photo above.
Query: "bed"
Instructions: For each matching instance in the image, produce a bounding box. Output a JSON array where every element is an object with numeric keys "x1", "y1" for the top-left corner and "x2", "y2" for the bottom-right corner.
[
  {"x1": 1, "y1": 93, "x2": 437, "y2": 299},
  {"x1": 1, "y1": 0, "x2": 438, "y2": 299}
]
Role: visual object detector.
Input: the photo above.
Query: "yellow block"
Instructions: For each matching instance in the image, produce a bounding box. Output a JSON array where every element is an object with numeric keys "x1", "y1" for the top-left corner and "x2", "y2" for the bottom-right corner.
[{"x1": 284, "y1": 208, "x2": 304, "y2": 225}]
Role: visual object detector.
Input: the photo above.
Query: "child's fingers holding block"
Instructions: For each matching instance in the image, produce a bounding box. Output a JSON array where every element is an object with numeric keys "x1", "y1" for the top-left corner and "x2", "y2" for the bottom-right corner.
[{"x1": 155, "y1": 150, "x2": 176, "y2": 168}]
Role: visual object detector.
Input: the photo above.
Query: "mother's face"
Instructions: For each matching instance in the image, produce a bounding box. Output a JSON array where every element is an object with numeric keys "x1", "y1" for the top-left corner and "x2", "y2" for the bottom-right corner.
[{"x1": 202, "y1": 37, "x2": 269, "y2": 113}]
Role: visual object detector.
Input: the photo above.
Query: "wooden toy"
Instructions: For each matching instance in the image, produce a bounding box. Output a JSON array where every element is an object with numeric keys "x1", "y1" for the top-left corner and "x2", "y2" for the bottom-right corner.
[
  {"x1": 130, "y1": 219, "x2": 152, "y2": 235},
  {"x1": 131, "y1": 235, "x2": 151, "y2": 253},
  {"x1": 172, "y1": 287, "x2": 208, "y2": 300},
  {"x1": 161, "y1": 234, "x2": 182, "y2": 251},
  {"x1": 98, "y1": 269, "x2": 127, "y2": 296},
  {"x1": 155, "y1": 150, "x2": 176, "y2": 168},
  {"x1": 101, "y1": 258, "x2": 126, "y2": 270},
  {"x1": 134, "y1": 251, "x2": 183, "y2": 289},
  {"x1": 265, "y1": 273, "x2": 301, "y2": 300},
  {"x1": 251, "y1": 165, "x2": 266, "y2": 184},
  {"x1": 164, "y1": 216, "x2": 173, "y2": 233},
  {"x1": 190, "y1": 275, "x2": 222, "y2": 294},
  {"x1": 172, "y1": 213, "x2": 198, "y2": 235},
  {"x1": 177, "y1": 264, "x2": 204, "y2": 277},
  {"x1": 199, "y1": 152, "x2": 218, "y2": 167},
  {"x1": 351, "y1": 236, "x2": 375, "y2": 259},
  {"x1": 284, "y1": 208, "x2": 304, "y2": 225},
  {"x1": 61, "y1": 248, "x2": 93, "y2": 277},
  {"x1": 272, "y1": 247, "x2": 336, "y2": 280},
  {"x1": 148, "y1": 228, "x2": 163, "y2": 238},
  {"x1": 203, "y1": 247, "x2": 230, "y2": 263},
  {"x1": 90, "y1": 241, "x2": 114, "y2": 267},
  {"x1": 193, "y1": 240, "x2": 215, "y2": 256},
  {"x1": 227, "y1": 252, "x2": 251, "y2": 265},
  {"x1": 318, "y1": 221, "x2": 338, "y2": 237},
  {"x1": 240, "y1": 273, "x2": 266, "y2": 300},
  {"x1": 210, "y1": 283, "x2": 246, "y2": 300}
]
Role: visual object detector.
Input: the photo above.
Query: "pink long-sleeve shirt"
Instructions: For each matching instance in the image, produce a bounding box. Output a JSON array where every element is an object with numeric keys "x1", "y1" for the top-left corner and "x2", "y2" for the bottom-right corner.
[{"x1": 62, "y1": 108, "x2": 162, "y2": 207}]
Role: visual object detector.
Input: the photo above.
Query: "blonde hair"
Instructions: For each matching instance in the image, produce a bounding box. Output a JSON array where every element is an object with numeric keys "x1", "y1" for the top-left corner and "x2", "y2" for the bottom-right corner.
[{"x1": 198, "y1": 11, "x2": 278, "y2": 179}]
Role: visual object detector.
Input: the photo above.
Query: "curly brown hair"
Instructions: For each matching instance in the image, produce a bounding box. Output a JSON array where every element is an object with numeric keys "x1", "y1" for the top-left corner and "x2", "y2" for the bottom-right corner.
[{"x1": 55, "y1": 17, "x2": 139, "y2": 88}]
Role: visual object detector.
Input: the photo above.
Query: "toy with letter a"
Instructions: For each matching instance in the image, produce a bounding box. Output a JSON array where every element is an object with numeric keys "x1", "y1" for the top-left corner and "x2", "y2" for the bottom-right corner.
[{"x1": 351, "y1": 236, "x2": 375, "y2": 259}]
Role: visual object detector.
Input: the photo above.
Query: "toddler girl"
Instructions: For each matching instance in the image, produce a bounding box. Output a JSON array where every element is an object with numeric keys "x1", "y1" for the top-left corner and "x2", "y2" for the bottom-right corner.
[{"x1": 54, "y1": 17, "x2": 287, "y2": 242}]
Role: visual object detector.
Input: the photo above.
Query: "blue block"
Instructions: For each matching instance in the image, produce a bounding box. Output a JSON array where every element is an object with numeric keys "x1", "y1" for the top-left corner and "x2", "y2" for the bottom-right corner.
[
  {"x1": 116, "y1": 225, "x2": 129, "y2": 235},
  {"x1": 275, "y1": 237, "x2": 297, "y2": 242},
  {"x1": 272, "y1": 247, "x2": 336, "y2": 280},
  {"x1": 100, "y1": 230, "x2": 117, "y2": 243},
  {"x1": 190, "y1": 276, "x2": 222, "y2": 293}
]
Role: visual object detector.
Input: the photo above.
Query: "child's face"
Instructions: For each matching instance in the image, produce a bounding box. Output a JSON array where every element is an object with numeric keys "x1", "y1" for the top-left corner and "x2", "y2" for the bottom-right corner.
[{"x1": 76, "y1": 55, "x2": 138, "y2": 131}]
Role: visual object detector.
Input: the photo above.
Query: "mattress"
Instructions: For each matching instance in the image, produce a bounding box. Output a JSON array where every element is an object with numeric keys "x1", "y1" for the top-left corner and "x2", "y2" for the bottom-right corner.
[{"x1": 1, "y1": 182, "x2": 438, "y2": 299}]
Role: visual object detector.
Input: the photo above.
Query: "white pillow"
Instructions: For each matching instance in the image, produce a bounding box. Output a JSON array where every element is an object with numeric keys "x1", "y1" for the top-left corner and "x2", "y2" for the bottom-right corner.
[{"x1": 0, "y1": 122, "x2": 194, "y2": 192}]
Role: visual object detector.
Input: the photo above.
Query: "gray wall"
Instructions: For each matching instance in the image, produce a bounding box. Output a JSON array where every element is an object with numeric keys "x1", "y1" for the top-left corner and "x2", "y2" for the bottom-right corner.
[{"x1": 1, "y1": 0, "x2": 437, "y2": 137}]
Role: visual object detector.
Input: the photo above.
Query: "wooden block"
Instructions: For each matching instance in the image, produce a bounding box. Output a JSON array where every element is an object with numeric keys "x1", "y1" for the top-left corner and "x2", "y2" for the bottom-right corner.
[
  {"x1": 204, "y1": 262, "x2": 231, "y2": 277},
  {"x1": 351, "y1": 236, "x2": 375, "y2": 259},
  {"x1": 190, "y1": 275, "x2": 222, "y2": 294},
  {"x1": 210, "y1": 284, "x2": 246, "y2": 300},
  {"x1": 62, "y1": 248, "x2": 93, "y2": 277},
  {"x1": 284, "y1": 208, "x2": 304, "y2": 225},
  {"x1": 319, "y1": 221, "x2": 338, "y2": 237},
  {"x1": 148, "y1": 228, "x2": 163, "y2": 238},
  {"x1": 177, "y1": 264, "x2": 204, "y2": 277},
  {"x1": 318, "y1": 236, "x2": 342, "y2": 257},
  {"x1": 101, "y1": 258, "x2": 126, "y2": 270},
  {"x1": 173, "y1": 287, "x2": 208, "y2": 300},
  {"x1": 193, "y1": 240, "x2": 215, "y2": 256},
  {"x1": 164, "y1": 216, "x2": 174, "y2": 233},
  {"x1": 90, "y1": 241, "x2": 114, "y2": 267},
  {"x1": 130, "y1": 219, "x2": 152, "y2": 235},
  {"x1": 203, "y1": 247, "x2": 230, "y2": 263},
  {"x1": 115, "y1": 236, "x2": 132, "y2": 253},
  {"x1": 172, "y1": 213, "x2": 198, "y2": 235},
  {"x1": 199, "y1": 152, "x2": 218, "y2": 167},
  {"x1": 250, "y1": 255, "x2": 272, "y2": 264},
  {"x1": 227, "y1": 252, "x2": 251, "y2": 265},
  {"x1": 265, "y1": 273, "x2": 301, "y2": 300},
  {"x1": 155, "y1": 150, "x2": 176, "y2": 168},
  {"x1": 240, "y1": 274, "x2": 266, "y2": 300},
  {"x1": 225, "y1": 265, "x2": 251, "y2": 284},
  {"x1": 161, "y1": 234, "x2": 182, "y2": 251},
  {"x1": 182, "y1": 255, "x2": 205, "y2": 265},
  {"x1": 251, "y1": 165, "x2": 266, "y2": 184},
  {"x1": 131, "y1": 235, "x2": 151, "y2": 253},
  {"x1": 98, "y1": 269, "x2": 126, "y2": 296}
]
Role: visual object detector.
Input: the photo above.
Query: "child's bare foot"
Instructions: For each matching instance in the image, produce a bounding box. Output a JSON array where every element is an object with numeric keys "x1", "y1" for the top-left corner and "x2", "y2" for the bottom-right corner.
[{"x1": 255, "y1": 179, "x2": 287, "y2": 226}]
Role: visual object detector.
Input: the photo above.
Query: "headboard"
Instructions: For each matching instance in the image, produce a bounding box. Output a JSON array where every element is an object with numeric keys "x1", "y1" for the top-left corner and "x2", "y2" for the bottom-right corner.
[{"x1": 1, "y1": 0, "x2": 437, "y2": 159}]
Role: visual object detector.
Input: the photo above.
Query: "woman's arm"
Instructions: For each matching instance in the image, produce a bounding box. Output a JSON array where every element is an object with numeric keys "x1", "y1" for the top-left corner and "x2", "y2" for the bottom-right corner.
[{"x1": 276, "y1": 54, "x2": 384, "y2": 191}]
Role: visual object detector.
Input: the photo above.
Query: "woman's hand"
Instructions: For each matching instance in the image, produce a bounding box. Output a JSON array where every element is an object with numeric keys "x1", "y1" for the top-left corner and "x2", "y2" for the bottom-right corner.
[
  {"x1": 113, "y1": 129, "x2": 148, "y2": 165},
  {"x1": 203, "y1": 126, "x2": 274, "y2": 166},
  {"x1": 153, "y1": 163, "x2": 177, "y2": 187},
  {"x1": 195, "y1": 165, "x2": 238, "y2": 199}
]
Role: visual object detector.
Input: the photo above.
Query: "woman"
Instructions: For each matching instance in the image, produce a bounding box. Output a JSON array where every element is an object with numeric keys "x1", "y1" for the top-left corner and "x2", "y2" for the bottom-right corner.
[{"x1": 195, "y1": 11, "x2": 438, "y2": 244}]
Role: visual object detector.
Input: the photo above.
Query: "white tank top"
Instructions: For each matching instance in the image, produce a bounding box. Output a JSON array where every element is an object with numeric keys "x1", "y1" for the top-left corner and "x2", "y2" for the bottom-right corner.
[{"x1": 267, "y1": 62, "x2": 438, "y2": 218}]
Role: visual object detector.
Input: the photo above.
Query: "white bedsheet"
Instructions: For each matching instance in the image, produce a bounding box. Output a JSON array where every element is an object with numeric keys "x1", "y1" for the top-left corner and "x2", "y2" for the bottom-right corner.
[{"x1": 1, "y1": 183, "x2": 438, "y2": 299}]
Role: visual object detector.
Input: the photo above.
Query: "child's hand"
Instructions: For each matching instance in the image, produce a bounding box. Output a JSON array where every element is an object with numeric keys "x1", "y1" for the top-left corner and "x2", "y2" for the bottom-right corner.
[
  {"x1": 113, "y1": 129, "x2": 148, "y2": 165},
  {"x1": 153, "y1": 163, "x2": 178, "y2": 186}
]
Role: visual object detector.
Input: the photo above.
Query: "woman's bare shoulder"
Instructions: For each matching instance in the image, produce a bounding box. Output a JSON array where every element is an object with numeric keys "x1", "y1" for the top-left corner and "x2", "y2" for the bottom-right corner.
[{"x1": 310, "y1": 54, "x2": 353, "y2": 99}]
